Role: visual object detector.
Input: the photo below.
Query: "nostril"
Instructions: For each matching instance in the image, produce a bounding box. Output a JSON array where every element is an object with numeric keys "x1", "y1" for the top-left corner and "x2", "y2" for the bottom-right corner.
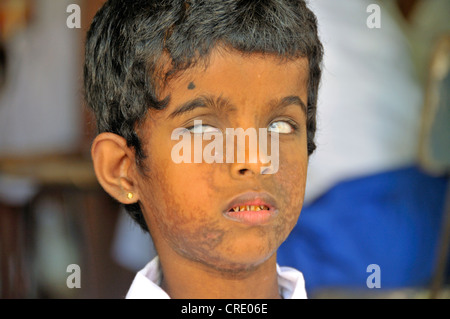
[
  {"x1": 233, "y1": 165, "x2": 258, "y2": 178},
  {"x1": 238, "y1": 168, "x2": 248, "y2": 175}
]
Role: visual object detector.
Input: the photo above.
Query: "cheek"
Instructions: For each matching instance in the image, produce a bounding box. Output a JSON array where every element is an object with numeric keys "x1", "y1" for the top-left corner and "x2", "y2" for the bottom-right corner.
[
  {"x1": 272, "y1": 145, "x2": 308, "y2": 234},
  {"x1": 139, "y1": 158, "x2": 227, "y2": 254},
  {"x1": 277, "y1": 151, "x2": 307, "y2": 204}
]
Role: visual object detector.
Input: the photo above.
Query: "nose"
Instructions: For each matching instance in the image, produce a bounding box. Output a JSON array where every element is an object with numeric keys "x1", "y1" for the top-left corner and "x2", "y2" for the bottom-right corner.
[
  {"x1": 229, "y1": 142, "x2": 276, "y2": 179},
  {"x1": 230, "y1": 163, "x2": 275, "y2": 178}
]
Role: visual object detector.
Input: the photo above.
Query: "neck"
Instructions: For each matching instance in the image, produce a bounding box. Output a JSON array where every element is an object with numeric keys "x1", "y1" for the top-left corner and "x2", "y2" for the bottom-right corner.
[{"x1": 158, "y1": 249, "x2": 281, "y2": 299}]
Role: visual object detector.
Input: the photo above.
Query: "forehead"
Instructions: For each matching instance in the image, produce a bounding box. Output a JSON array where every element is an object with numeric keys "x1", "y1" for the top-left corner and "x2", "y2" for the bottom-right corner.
[{"x1": 159, "y1": 48, "x2": 309, "y2": 112}]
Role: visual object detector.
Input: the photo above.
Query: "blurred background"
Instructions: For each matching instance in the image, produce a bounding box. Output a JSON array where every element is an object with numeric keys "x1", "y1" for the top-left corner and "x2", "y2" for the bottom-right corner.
[{"x1": 0, "y1": 0, "x2": 449, "y2": 299}]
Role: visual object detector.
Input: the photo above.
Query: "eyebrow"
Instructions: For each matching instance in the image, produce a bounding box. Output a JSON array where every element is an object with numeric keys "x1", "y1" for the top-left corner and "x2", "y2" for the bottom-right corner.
[
  {"x1": 269, "y1": 95, "x2": 307, "y2": 116},
  {"x1": 167, "y1": 95, "x2": 233, "y2": 119},
  {"x1": 167, "y1": 94, "x2": 307, "y2": 119}
]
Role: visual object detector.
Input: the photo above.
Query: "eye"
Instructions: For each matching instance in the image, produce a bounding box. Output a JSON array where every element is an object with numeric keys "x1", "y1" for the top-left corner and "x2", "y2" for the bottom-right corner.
[
  {"x1": 268, "y1": 120, "x2": 295, "y2": 134},
  {"x1": 187, "y1": 123, "x2": 220, "y2": 134}
]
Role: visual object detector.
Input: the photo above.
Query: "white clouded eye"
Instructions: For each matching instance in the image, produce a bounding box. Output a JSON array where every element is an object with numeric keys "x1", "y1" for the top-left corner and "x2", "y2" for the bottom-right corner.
[
  {"x1": 268, "y1": 121, "x2": 294, "y2": 134},
  {"x1": 187, "y1": 123, "x2": 220, "y2": 134}
]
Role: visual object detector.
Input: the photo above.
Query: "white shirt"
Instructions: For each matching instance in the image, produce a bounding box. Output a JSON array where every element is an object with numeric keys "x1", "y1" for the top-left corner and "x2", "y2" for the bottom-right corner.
[{"x1": 126, "y1": 256, "x2": 307, "y2": 299}]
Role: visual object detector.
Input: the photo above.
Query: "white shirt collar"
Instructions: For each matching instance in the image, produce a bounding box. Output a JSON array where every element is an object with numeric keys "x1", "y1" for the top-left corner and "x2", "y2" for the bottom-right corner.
[{"x1": 126, "y1": 256, "x2": 307, "y2": 299}]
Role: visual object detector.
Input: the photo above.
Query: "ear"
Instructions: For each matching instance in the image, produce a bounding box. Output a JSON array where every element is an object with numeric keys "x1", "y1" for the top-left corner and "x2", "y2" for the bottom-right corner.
[{"x1": 91, "y1": 132, "x2": 140, "y2": 204}]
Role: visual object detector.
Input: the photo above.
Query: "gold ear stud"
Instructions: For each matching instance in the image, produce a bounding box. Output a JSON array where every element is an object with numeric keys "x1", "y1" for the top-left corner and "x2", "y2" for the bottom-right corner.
[{"x1": 127, "y1": 192, "x2": 134, "y2": 200}]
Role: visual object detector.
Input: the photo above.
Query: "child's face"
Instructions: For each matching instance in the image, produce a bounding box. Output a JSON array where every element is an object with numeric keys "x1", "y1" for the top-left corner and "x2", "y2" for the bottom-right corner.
[{"x1": 136, "y1": 48, "x2": 309, "y2": 273}]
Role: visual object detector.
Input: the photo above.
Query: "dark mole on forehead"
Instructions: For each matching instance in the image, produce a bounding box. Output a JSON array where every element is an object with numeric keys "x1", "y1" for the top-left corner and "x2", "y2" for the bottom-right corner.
[{"x1": 187, "y1": 82, "x2": 196, "y2": 90}]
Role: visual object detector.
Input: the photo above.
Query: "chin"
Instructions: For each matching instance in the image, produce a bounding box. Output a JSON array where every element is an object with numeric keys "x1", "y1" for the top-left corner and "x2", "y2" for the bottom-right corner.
[{"x1": 206, "y1": 236, "x2": 279, "y2": 274}]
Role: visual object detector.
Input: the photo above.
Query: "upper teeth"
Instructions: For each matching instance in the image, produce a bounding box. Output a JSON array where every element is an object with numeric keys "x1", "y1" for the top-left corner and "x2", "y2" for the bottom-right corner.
[{"x1": 231, "y1": 205, "x2": 269, "y2": 212}]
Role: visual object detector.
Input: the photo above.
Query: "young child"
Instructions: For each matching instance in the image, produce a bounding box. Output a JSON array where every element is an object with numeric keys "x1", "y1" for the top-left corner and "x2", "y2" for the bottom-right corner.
[{"x1": 84, "y1": 0, "x2": 322, "y2": 299}]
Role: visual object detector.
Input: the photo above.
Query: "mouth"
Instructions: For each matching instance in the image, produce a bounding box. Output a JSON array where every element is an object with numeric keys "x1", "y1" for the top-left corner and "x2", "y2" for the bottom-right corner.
[
  {"x1": 228, "y1": 204, "x2": 271, "y2": 212},
  {"x1": 223, "y1": 192, "x2": 278, "y2": 226}
]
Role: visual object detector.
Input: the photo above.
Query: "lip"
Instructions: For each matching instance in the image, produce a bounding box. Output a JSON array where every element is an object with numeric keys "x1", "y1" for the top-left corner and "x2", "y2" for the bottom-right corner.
[{"x1": 223, "y1": 191, "x2": 278, "y2": 226}]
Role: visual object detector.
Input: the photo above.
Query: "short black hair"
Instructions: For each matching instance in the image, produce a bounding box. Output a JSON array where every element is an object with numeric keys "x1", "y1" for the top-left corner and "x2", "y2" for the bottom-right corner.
[{"x1": 84, "y1": 0, "x2": 323, "y2": 231}]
